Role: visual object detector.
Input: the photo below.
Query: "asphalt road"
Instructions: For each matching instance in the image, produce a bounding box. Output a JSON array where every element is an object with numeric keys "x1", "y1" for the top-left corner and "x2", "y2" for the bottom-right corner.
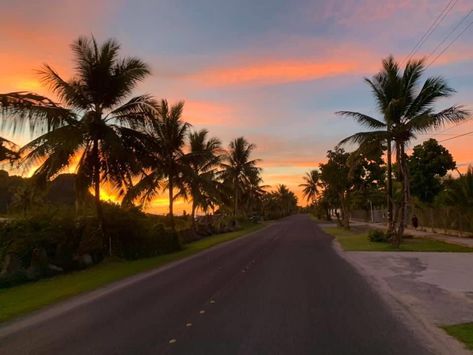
[{"x1": 0, "y1": 214, "x2": 432, "y2": 355}]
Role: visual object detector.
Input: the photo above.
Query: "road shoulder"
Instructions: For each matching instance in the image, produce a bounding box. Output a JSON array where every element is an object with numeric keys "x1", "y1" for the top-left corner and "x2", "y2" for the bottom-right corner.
[{"x1": 329, "y1": 233, "x2": 472, "y2": 355}]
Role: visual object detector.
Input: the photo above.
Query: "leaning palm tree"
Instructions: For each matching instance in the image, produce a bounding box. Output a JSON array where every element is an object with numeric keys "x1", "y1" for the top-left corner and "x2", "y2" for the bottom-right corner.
[
  {"x1": 124, "y1": 99, "x2": 190, "y2": 232},
  {"x1": 184, "y1": 129, "x2": 222, "y2": 229},
  {"x1": 0, "y1": 36, "x2": 156, "y2": 255},
  {"x1": 338, "y1": 56, "x2": 469, "y2": 246},
  {"x1": 300, "y1": 170, "x2": 321, "y2": 204},
  {"x1": 0, "y1": 137, "x2": 19, "y2": 163},
  {"x1": 220, "y1": 137, "x2": 261, "y2": 220}
]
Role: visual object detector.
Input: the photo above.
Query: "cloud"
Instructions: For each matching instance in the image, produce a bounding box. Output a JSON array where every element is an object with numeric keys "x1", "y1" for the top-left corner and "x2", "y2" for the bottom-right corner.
[
  {"x1": 183, "y1": 100, "x2": 236, "y2": 126},
  {"x1": 189, "y1": 58, "x2": 364, "y2": 86}
]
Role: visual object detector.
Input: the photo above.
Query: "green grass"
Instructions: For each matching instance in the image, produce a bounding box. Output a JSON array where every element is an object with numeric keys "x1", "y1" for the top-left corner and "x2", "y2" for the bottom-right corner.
[
  {"x1": 322, "y1": 226, "x2": 473, "y2": 252},
  {"x1": 0, "y1": 222, "x2": 266, "y2": 323},
  {"x1": 443, "y1": 323, "x2": 473, "y2": 350}
]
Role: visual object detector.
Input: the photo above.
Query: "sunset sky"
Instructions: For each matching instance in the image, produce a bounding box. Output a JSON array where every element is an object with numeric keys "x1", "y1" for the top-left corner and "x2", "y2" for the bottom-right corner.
[{"x1": 1, "y1": 0, "x2": 472, "y2": 213}]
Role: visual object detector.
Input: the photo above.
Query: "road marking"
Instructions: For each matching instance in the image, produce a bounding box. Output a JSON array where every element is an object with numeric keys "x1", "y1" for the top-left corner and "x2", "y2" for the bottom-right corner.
[
  {"x1": 186, "y1": 322, "x2": 192, "y2": 327},
  {"x1": 210, "y1": 299, "x2": 215, "y2": 304},
  {"x1": 199, "y1": 310, "x2": 205, "y2": 314},
  {"x1": 169, "y1": 339, "x2": 176, "y2": 344}
]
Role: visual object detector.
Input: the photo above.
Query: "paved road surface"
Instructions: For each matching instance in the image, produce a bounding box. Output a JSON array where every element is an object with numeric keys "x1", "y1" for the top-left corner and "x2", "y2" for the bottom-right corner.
[{"x1": 0, "y1": 215, "x2": 432, "y2": 354}]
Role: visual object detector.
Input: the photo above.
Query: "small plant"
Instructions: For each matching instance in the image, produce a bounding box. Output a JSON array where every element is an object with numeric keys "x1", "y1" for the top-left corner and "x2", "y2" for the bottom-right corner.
[{"x1": 368, "y1": 229, "x2": 389, "y2": 243}]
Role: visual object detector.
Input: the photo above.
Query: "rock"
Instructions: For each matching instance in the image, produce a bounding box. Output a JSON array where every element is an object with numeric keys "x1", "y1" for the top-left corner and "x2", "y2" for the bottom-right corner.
[
  {"x1": 27, "y1": 247, "x2": 50, "y2": 280},
  {"x1": 1, "y1": 253, "x2": 23, "y2": 276},
  {"x1": 48, "y1": 264, "x2": 63, "y2": 273},
  {"x1": 79, "y1": 254, "x2": 93, "y2": 267},
  {"x1": 0, "y1": 253, "x2": 27, "y2": 287}
]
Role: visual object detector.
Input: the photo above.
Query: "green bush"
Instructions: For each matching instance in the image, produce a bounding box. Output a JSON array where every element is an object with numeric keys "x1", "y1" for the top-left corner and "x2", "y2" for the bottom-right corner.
[
  {"x1": 0, "y1": 204, "x2": 184, "y2": 287},
  {"x1": 368, "y1": 229, "x2": 390, "y2": 243}
]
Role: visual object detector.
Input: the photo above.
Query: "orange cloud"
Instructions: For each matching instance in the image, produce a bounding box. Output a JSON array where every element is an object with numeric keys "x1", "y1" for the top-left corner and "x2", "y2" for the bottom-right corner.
[
  {"x1": 183, "y1": 100, "x2": 235, "y2": 126},
  {"x1": 190, "y1": 59, "x2": 364, "y2": 86}
]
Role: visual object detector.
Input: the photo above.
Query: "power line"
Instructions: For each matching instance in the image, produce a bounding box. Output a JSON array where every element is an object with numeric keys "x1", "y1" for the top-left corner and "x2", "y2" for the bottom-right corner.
[
  {"x1": 430, "y1": 119, "x2": 473, "y2": 136},
  {"x1": 427, "y1": 7, "x2": 473, "y2": 60},
  {"x1": 426, "y1": 18, "x2": 473, "y2": 68},
  {"x1": 439, "y1": 130, "x2": 473, "y2": 142},
  {"x1": 404, "y1": 0, "x2": 458, "y2": 64}
]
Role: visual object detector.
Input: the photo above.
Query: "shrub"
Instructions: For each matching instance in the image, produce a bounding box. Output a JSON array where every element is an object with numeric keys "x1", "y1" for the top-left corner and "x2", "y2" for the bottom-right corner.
[
  {"x1": 0, "y1": 204, "x2": 184, "y2": 287},
  {"x1": 368, "y1": 229, "x2": 389, "y2": 243},
  {"x1": 101, "y1": 204, "x2": 181, "y2": 259}
]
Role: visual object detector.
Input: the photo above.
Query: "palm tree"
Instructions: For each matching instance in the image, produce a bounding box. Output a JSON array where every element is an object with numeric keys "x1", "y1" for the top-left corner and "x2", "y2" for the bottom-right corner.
[
  {"x1": 276, "y1": 184, "x2": 298, "y2": 216},
  {"x1": 0, "y1": 137, "x2": 18, "y2": 163},
  {"x1": 300, "y1": 170, "x2": 320, "y2": 204},
  {"x1": 240, "y1": 167, "x2": 266, "y2": 216},
  {"x1": 445, "y1": 166, "x2": 473, "y2": 209},
  {"x1": 337, "y1": 57, "x2": 402, "y2": 234},
  {"x1": 125, "y1": 99, "x2": 189, "y2": 232},
  {"x1": 0, "y1": 36, "x2": 156, "y2": 255},
  {"x1": 220, "y1": 137, "x2": 261, "y2": 220},
  {"x1": 184, "y1": 129, "x2": 222, "y2": 229},
  {"x1": 338, "y1": 56, "x2": 469, "y2": 246}
]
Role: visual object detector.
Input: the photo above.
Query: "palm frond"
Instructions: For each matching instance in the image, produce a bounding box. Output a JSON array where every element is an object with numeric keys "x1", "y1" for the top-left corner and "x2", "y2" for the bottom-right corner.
[
  {"x1": 408, "y1": 105, "x2": 470, "y2": 133},
  {"x1": 0, "y1": 92, "x2": 76, "y2": 136},
  {"x1": 339, "y1": 130, "x2": 388, "y2": 146},
  {"x1": 336, "y1": 111, "x2": 386, "y2": 129}
]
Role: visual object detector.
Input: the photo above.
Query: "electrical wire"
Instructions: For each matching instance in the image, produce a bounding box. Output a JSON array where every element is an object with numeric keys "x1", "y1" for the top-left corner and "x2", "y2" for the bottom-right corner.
[{"x1": 403, "y1": 0, "x2": 458, "y2": 64}]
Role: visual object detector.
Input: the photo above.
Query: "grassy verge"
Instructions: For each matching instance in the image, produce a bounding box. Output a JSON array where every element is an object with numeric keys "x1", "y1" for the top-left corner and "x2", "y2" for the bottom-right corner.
[
  {"x1": 322, "y1": 226, "x2": 473, "y2": 252},
  {"x1": 0, "y1": 222, "x2": 266, "y2": 323},
  {"x1": 443, "y1": 323, "x2": 473, "y2": 350}
]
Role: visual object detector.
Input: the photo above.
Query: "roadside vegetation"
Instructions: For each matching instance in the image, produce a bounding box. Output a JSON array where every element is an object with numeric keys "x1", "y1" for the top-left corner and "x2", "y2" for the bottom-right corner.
[
  {"x1": 442, "y1": 323, "x2": 473, "y2": 351},
  {"x1": 322, "y1": 226, "x2": 473, "y2": 252},
  {"x1": 301, "y1": 56, "x2": 471, "y2": 247},
  {"x1": 0, "y1": 36, "x2": 299, "y2": 290}
]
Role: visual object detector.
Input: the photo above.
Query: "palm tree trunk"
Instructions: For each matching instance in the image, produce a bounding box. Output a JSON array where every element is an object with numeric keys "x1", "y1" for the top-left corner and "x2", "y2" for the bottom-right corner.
[
  {"x1": 391, "y1": 141, "x2": 401, "y2": 240},
  {"x1": 233, "y1": 178, "x2": 238, "y2": 222},
  {"x1": 386, "y1": 137, "x2": 394, "y2": 234},
  {"x1": 168, "y1": 176, "x2": 175, "y2": 231},
  {"x1": 339, "y1": 192, "x2": 350, "y2": 229},
  {"x1": 92, "y1": 138, "x2": 109, "y2": 256},
  {"x1": 191, "y1": 200, "x2": 197, "y2": 232},
  {"x1": 396, "y1": 143, "x2": 409, "y2": 245}
]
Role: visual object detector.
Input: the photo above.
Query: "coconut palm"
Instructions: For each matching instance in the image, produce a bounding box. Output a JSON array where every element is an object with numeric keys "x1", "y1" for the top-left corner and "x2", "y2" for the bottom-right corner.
[
  {"x1": 338, "y1": 56, "x2": 469, "y2": 246},
  {"x1": 124, "y1": 99, "x2": 189, "y2": 232},
  {"x1": 0, "y1": 36, "x2": 156, "y2": 255},
  {"x1": 300, "y1": 170, "x2": 321, "y2": 204},
  {"x1": 220, "y1": 137, "x2": 261, "y2": 219},
  {"x1": 240, "y1": 167, "x2": 266, "y2": 216},
  {"x1": 276, "y1": 184, "x2": 298, "y2": 216},
  {"x1": 337, "y1": 57, "x2": 402, "y2": 234},
  {"x1": 0, "y1": 137, "x2": 18, "y2": 163},
  {"x1": 184, "y1": 129, "x2": 222, "y2": 228}
]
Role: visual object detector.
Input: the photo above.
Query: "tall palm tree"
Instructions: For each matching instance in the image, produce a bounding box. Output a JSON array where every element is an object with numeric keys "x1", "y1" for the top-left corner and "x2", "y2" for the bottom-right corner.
[
  {"x1": 0, "y1": 36, "x2": 156, "y2": 255},
  {"x1": 125, "y1": 99, "x2": 189, "y2": 232},
  {"x1": 220, "y1": 137, "x2": 261, "y2": 220},
  {"x1": 337, "y1": 57, "x2": 402, "y2": 234},
  {"x1": 300, "y1": 170, "x2": 320, "y2": 204},
  {"x1": 338, "y1": 56, "x2": 469, "y2": 246},
  {"x1": 0, "y1": 137, "x2": 19, "y2": 163},
  {"x1": 184, "y1": 129, "x2": 222, "y2": 229}
]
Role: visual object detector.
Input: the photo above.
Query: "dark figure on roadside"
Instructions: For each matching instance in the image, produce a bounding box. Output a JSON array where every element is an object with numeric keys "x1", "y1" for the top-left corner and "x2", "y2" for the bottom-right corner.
[{"x1": 412, "y1": 215, "x2": 419, "y2": 230}]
